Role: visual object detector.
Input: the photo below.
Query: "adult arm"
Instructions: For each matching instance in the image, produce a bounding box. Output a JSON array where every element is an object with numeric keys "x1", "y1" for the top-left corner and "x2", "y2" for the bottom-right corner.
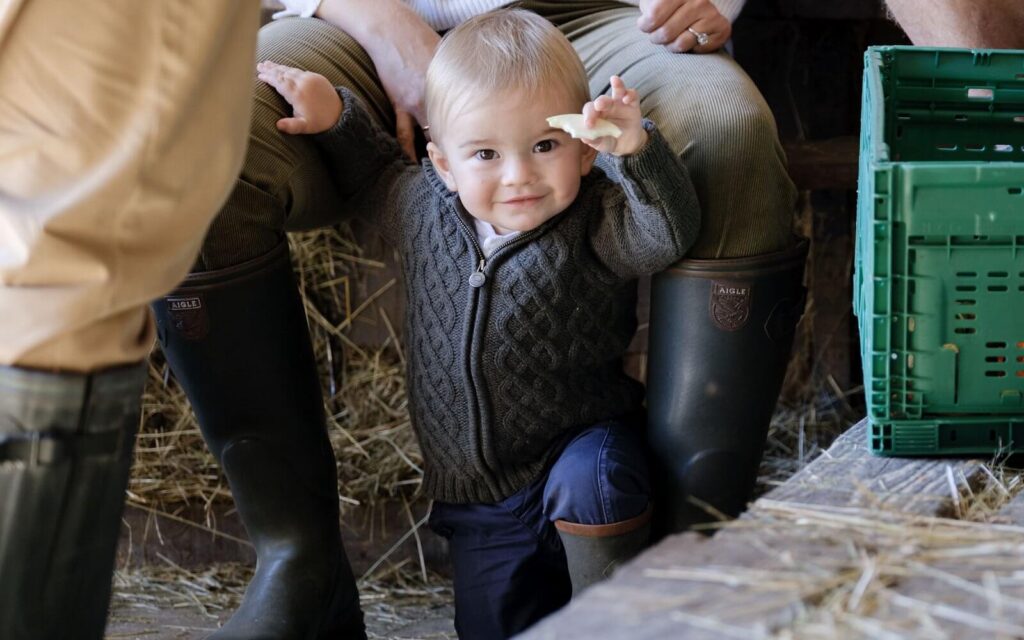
[
  {"x1": 313, "y1": 0, "x2": 440, "y2": 159},
  {"x1": 884, "y1": 0, "x2": 1024, "y2": 48},
  {"x1": 589, "y1": 122, "x2": 701, "y2": 280}
]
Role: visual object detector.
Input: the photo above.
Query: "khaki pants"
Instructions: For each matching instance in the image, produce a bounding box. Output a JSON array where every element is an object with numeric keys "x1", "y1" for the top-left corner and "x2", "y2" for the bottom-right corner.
[{"x1": 0, "y1": 0, "x2": 260, "y2": 371}]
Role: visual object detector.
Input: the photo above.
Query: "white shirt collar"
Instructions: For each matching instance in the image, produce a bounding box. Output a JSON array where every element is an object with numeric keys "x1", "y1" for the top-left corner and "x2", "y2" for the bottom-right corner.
[{"x1": 473, "y1": 218, "x2": 520, "y2": 258}]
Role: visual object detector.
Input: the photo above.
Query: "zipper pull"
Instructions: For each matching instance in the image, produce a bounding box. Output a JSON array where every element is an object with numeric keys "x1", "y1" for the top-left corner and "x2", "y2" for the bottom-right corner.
[{"x1": 469, "y1": 259, "x2": 486, "y2": 288}]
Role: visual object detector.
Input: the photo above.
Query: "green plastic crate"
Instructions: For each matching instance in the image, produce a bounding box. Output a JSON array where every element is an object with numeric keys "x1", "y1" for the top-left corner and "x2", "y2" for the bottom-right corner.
[{"x1": 854, "y1": 46, "x2": 1024, "y2": 456}]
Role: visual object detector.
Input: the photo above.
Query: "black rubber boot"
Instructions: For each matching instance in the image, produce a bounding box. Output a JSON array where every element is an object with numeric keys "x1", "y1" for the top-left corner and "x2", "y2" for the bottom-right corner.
[
  {"x1": 0, "y1": 362, "x2": 146, "y2": 640},
  {"x1": 152, "y1": 242, "x2": 365, "y2": 640},
  {"x1": 646, "y1": 239, "x2": 808, "y2": 534},
  {"x1": 555, "y1": 507, "x2": 652, "y2": 597}
]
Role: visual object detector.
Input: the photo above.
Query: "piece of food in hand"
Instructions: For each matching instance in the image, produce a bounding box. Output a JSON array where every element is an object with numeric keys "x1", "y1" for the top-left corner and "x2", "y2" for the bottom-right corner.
[{"x1": 546, "y1": 114, "x2": 622, "y2": 139}]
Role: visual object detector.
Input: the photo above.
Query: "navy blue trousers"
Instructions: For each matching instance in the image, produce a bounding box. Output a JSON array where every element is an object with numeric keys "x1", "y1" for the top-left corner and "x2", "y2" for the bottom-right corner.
[{"x1": 429, "y1": 420, "x2": 650, "y2": 639}]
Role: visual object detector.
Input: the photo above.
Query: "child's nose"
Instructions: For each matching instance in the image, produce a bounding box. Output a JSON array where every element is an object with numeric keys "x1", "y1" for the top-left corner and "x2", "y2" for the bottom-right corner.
[{"x1": 502, "y1": 156, "x2": 536, "y2": 185}]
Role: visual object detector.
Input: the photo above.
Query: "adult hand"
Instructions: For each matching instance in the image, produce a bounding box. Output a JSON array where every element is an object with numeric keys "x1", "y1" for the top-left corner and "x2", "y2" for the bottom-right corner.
[
  {"x1": 316, "y1": 0, "x2": 439, "y2": 160},
  {"x1": 369, "y1": 28, "x2": 438, "y2": 160},
  {"x1": 637, "y1": 0, "x2": 732, "y2": 54}
]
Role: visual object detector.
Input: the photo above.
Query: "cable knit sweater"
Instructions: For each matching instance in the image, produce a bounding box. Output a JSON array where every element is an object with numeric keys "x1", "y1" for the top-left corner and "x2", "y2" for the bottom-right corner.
[
  {"x1": 316, "y1": 89, "x2": 700, "y2": 503},
  {"x1": 403, "y1": 0, "x2": 749, "y2": 31}
]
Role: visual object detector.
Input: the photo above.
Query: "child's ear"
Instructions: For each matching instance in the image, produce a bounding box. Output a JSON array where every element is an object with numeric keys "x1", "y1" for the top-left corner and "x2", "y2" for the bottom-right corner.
[
  {"x1": 579, "y1": 143, "x2": 598, "y2": 176},
  {"x1": 427, "y1": 141, "x2": 457, "y2": 192}
]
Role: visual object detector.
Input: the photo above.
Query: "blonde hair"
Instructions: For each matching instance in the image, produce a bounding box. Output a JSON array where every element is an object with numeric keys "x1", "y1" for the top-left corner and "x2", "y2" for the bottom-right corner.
[{"x1": 425, "y1": 9, "x2": 590, "y2": 139}]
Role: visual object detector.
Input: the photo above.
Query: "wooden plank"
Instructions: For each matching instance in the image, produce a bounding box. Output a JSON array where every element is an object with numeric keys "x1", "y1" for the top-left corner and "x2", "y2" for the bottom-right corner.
[
  {"x1": 523, "y1": 503, "x2": 1024, "y2": 639},
  {"x1": 763, "y1": 420, "x2": 989, "y2": 517},
  {"x1": 519, "y1": 419, "x2": 1019, "y2": 639},
  {"x1": 995, "y1": 491, "x2": 1024, "y2": 527}
]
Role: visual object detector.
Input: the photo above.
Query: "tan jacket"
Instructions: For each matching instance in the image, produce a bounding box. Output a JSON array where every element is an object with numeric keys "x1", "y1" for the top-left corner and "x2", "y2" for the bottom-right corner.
[{"x1": 0, "y1": 0, "x2": 259, "y2": 370}]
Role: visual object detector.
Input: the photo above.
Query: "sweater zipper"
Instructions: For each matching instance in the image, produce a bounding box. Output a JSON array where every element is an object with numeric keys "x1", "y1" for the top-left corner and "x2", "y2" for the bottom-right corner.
[
  {"x1": 454, "y1": 216, "x2": 540, "y2": 287},
  {"x1": 453, "y1": 214, "x2": 542, "y2": 485}
]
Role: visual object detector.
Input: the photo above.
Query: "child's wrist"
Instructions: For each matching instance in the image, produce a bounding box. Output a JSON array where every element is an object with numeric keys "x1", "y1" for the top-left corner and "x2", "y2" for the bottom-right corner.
[{"x1": 614, "y1": 128, "x2": 648, "y2": 157}]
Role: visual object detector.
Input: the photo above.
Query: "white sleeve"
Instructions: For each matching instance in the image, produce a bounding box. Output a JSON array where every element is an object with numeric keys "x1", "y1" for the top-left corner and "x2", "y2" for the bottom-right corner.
[{"x1": 709, "y1": 0, "x2": 747, "y2": 23}]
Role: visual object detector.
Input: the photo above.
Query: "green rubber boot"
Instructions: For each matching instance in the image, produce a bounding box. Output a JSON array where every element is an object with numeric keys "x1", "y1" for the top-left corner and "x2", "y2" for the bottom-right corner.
[
  {"x1": 153, "y1": 242, "x2": 365, "y2": 639},
  {"x1": 556, "y1": 507, "x2": 652, "y2": 596},
  {"x1": 0, "y1": 362, "x2": 146, "y2": 640},
  {"x1": 646, "y1": 240, "x2": 808, "y2": 534}
]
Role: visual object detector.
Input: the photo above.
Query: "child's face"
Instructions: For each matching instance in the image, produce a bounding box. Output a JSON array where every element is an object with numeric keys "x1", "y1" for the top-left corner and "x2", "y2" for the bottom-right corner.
[{"x1": 427, "y1": 87, "x2": 597, "y2": 235}]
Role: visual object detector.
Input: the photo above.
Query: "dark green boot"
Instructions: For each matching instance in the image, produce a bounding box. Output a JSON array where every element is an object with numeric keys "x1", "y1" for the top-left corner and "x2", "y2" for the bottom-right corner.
[
  {"x1": 0, "y1": 362, "x2": 146, "y2": 640},
  {"x1": 555, "y1": 507, "x2": 652, "y2": 596},
  {"x1": 646, "y1": 240, "x2": 808, "y2": 534},
  {"x1": 152, "y1": 242, "x2": 365, "y2": 640}
]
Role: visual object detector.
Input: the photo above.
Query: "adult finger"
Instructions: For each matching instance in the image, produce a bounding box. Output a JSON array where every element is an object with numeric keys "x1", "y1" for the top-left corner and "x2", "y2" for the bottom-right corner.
[
  {"x1": 637, "y1": 0, "x2": 685, "y2": 33},
  {"x1": 648, "y1": 2, "x2": 701, "y2": 45},
  {"x1": 666, "y1": 28, "x2": 699, "y2": 53},
  {"x1": 394, "y1": 109, "x2": 417, "y2": 161},
  {"x1": 668, "y1": 15, "x2": 729, "y2": 53}
]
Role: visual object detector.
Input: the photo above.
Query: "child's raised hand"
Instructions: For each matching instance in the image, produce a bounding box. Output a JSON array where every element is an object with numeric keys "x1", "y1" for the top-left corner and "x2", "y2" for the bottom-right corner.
[
  {"x1": 256, "y1": 60, "x2": 342, "y2": 135},
  {"x1": 581, "y1": 76, "x2": 647, "y2": 156}
]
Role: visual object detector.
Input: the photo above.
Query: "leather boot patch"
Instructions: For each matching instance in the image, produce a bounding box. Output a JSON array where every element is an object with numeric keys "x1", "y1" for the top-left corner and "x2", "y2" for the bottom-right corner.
[
  {"x1": 709, "y1": 282, "x2": 752, "y2": 331},
  {"x1": 166, "y1": 296, "x2": 209, "y2": 340}
]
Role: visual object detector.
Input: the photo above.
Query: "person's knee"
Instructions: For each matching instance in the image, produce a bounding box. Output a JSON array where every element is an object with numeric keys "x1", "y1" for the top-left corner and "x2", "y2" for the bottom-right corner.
[
  {"x1": 697, "y1": 101, "x2": 782, "y2": 174},
  {"x1": 544, "y1": 424, "x2": 650, "y2": 525},
  {"x1": 198, "y1": 21, "x2": 362, "y2": 271},
  {"x1": 660, "y1": 94, "x2": 796, "y2": 256}
]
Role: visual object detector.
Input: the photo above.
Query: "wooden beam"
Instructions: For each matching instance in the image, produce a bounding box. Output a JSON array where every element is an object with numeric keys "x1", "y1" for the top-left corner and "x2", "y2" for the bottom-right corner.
[{"x1": 519, "y1": 420, "x2": 1024, "y2": 639}]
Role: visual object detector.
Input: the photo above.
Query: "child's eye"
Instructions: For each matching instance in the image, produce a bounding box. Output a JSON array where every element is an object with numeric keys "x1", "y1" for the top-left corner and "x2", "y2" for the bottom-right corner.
[
  {"x1": 533, "y1": 139, "x2": 558, "y2": 153},
  {"x1": 475, "y1": 149, "x2": 497, "y2": 160}
]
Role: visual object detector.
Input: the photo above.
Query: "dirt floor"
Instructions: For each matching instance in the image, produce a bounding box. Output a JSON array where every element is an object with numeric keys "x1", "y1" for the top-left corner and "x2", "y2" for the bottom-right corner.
[
  {"x1": 106, "y1": 382, "x2": 859, "y2": 639},
  {"x1": 105, "y1": 566, "x2": 456, "y2": 640}
]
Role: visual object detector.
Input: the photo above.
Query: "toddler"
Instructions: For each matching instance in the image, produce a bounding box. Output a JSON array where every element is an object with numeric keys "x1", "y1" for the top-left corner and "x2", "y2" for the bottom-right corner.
[{"x1": 257, "y1": 8, "x2": 700, "y2": 638}]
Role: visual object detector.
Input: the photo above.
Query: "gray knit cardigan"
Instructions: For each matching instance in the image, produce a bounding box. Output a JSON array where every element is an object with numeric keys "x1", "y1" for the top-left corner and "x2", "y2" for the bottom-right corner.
[{"x1": 316, "y1": 89, "x2": 700, "y2": 503}]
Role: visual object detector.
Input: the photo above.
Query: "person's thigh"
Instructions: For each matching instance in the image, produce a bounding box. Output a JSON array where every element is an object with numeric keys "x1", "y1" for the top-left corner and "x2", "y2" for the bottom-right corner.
[
  {"x1": 430, "y1": 481, "x2": 571, "y2": 639},
  {"x1": 531, "y1": 1, "x2": 797, "y2": 259},
  {"x1": 197, "y1": 17, "x2": 396, "y2": 270},
  {"x1": 0, "y1": 0, "x2": 258, "y2": 370},
  {"x1": 543, "y1": 420, "x2": 650, "y2": 525}
]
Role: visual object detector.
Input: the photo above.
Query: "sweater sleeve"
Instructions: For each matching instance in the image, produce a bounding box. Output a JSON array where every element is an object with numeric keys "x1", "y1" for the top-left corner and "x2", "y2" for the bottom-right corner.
[
  {"x1": 588, "y1": 120, "x2": 701, "y2": 280},
  {"x1": 313, "y1": 87, "x2": 427, "y2": 244}
]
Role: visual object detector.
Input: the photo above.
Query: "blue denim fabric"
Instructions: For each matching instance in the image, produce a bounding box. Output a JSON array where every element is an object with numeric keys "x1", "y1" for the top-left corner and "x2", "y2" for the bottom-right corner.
[{"x1": 429, "y1": 419, "x2": 650, "y2": 639}]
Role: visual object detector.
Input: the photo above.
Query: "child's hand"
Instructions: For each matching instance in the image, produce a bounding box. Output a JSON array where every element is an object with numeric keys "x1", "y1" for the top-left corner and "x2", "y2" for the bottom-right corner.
[
  {"x1": 581, "y1": 76, "x2": 647, "y2": 156},
  {"x1": 256, "y1": 60, "x2": 342, "y2": 135}
]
